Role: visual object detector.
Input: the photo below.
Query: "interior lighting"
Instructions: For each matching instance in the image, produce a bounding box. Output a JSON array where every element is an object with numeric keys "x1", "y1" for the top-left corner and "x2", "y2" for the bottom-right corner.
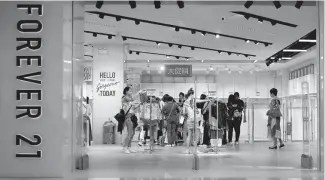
[
  {"x1": 99, "y1": 13, "x2": 104, "y2": 19},
  {"x1": 177, "y1": 0, "x2": 184, "y2": 9},
  {"x1": 216, "y1": 34, "x2": 220, "y2": 38},
  {"x1": 135, "y1": 20, "x2": 140, "y2": 25},
  {"x1": 283, "y1": 49, "x2": 307, "y2": 52},
  {"x1": 175, "y1": 56, "x2": 180, "y2": 59},
  {"x1": 264, "y1": 43, "x2": 269, "y2": 47},
  {"x1": 273, "y1": 1, "x2": 282, "y2": 9},
  {"x1": 228, "y1": 70, "x2": 232, "y2": 74},
  {"x1": 116, "y1": 17, "x2": 121, "y2": 21},
  {"x1": 96, "y1": 1, "x2": 103, "y2": 9},
  {"x1": 92, "y1": 33, "x2": 97, "y2": 37},
  {"x1": 160, "y1": 66, "x2": 165, "y2": 70},
  {"x1": 129, "y1": 1, "x2": 137, "y2": 9},
  {"x1": 254, "y1": 60, "x2": 258, "y2": 63},
  {"x1": 122, "y1": 37, "x2": 127, "y2": 41},
  {"x1": 271, "y1": 57, "x2": 275, "y2": 59},
  {"x1": 239, "y1": 70, "x2": 243, "y2": 74},
  {"x1": 107, "y1": 35, "x2": 112, "y2": 39},
  {"x1": 227, "y1": 52, "x2": 232, "y2": 56},
  {"x1": 209, "y1": 66, "x2": 214, "y2": 71},
  {"x1": 270, "y1": 21, "x2": 277, "y2": 26},
  {"x1": 244, "y1": 1, "x2": 253, "y2": 9},
  {"x1": 168, "y1": 43, "x2": 173, "y2": 47},
  {"x1": 136, "y1": 52, "x2": 140, "y2": 55},
  {"x1": 201, "y1": 60, "x2": 204, "y2": 63},
  {"x1": 299, "y1": 39, "x2": 316, "y2": 43},
  {"x1": 147, "y1": 60, "x2": 150, "y2": 62},
  {"x1": 201, "y1": 32, "x2": 206, "y2": 36},
  {"x1": 295, "y1": 1, "x2": 303, "y2": 9},
  {"x1": 175, "y1": 27, "x2": 180, "y2": 32},
  {"x1": 166, "y1": 55, "x2": 170, "y2": 58},
  {"x1": 191, "y1": 47, "x2": 195, "y2": 50},
  {"x1": 156, "y1": 42, "x2": 161, "y2": 46},
  {"x1": 129, "y1": 51, "x2": 133, "y2": 54},
  {"x1": 191, "y1": 30, "x2": 196, "y2": 34},
  {"x1": 246, "y1": 40, "x2": 250, "y2": 43},
  {"x1": 250, "y1": 70, "x2": 254, "y2": 74},
  {"x1": 154, "y1": 1, "x2": 161, "y2": 9},
  {"x1": 282, "y1": 57, "x2": 292, "y2": 60},
  {"x1": 257, "y1": 19, "x2": 263, "y2": 23},
  {"x1": 178, "y1": 45, "x2": 182, "y2": 49},
  {"x1": 186, "y1": 58, "x2": 189, "y2": 61}
]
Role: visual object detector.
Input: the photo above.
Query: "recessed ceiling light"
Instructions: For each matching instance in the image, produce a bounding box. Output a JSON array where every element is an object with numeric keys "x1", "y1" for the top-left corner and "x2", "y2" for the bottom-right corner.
[
  {"x1": 271, "y1": 57, "x2": 275, "y2": 59},
  {"x1": 299, "y1": 39, "x2": 316, "y2": 43},
  {"x1": 216, "y1": 34, "x2": 220, "y2": 38},
  {"x1": 282, "y1": 57, "x2": 292, "y2": 60},
  {"x1": 283, "y1": 49, "x2": 307, "y2": 52},
  {"x1": 201, "y1": 60, "x2": 204, "y2": 63}
]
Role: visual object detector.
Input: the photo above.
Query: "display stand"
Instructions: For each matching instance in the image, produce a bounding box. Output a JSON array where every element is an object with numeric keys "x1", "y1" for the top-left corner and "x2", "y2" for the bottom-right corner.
[
  {"x1": 144, "y1": 98, "x2": 155, "y2": 154},
  {"x1": 204, "y1": 98, "x2": 220, "y2": 154}
]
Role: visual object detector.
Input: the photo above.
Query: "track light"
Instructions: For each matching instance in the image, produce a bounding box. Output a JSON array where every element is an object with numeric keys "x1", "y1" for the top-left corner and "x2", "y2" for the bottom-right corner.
[
  {"x1": 227, "y1": 52, "x2": 231, "y2": 55},
  {"x1": 270, "y1": 21, "x2": 277, "y2": 26},
  {"x1": 129, "y1": 51, "x2": 132, "y2": 54},
  {"x1": 122, "y1": 37, "x2": 127, "y2": 41},
  {"x1": 154, "y1": 1, "x2": 161, "y2": 9},
  {"x1": 129, "y1": 0, "x2": 137, "y2": 9},
  {"x1": 246, "y1": 40, "x2": 250, "y2": 43},
  {"x1": 136, "y1": 52, "x2": 140, "y2": 55},
  {"x1": 245, "y1": 55, "x2": 248, "y2": 58},
  {"x1": 175, "y1": 27, "x2": 180, "y2": 32},
  {"x1": 93, "y1": 33, "x2": 97, "y2": 37},
  {"x1": 191, "y1": 47, "x2": 195, "y2": 50},
  {"x1": 264, "y1": 43, "x2": 269, "y2": 47},
  {"x1": 216, "y1": 34, "x2": 220, "y2": 38},
  {"x1": 295, "y1": 1, "x2": 303, "y2": 9},
  {"x1": 178, "y1": 45, "x2": 182, "y2": 49},
  {"x1": 175, "y1": 56, "x2": 180, "y2": 59},
  {"x1": 177, "y1": 0, "x2": 184, "y2": 9},
  {"x1": 99, "y1": 13, "x2": 104, "y2": 19},
  {"x1": 96, "y1": 1, "x2": 103, "y2": 9},
  {"x1": 135, "y1": 20, "x2": 140, "y2": 25},
  {"x1": 186, "y1": 58, "x2": 189, "y2": 61},
  {"x1": 244, "y1": 15, "x2": 250, "y2": 20},
  {"x1": 156, "y1": 42, "x2": 161, "y2": 46},
  {"x1": 116, "y1": 17, "x2": 121, "y2": 21},
  {"x1": 108, "y1": 35, "x2": 112, "y2": 39},
  {"x1": 201, "y1": 32, "x2": 206, "y2": 36},
  {"x1": 257, "y1": 19, "x2": 263, "y2": 23},
  {"x1": 191, "y1": 30, "x2": 196, "y2": 34},
  {"x1": 166, "y1": 55, "x2": 170, "y2": 58},
  {"x1": 217, "y1": 51, "x2": 221, "y2": 54},
  {"x1": 168, "y1": 43, "x2": 173, "y2": 47},
  {"x1": 255, "y1": 41, "x2": 259, "y2": 45},
  {"x1": 273, "y1": 1, "x2": 281, "y2": 9},
  {"x1": 244, "y1": 1, "x2": 253, "y2": 9}
]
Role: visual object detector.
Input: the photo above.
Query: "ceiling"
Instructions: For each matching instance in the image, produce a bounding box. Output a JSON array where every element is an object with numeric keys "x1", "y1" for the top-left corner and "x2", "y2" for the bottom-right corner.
[{"x1": 84, "y1": 1, "x2": 317, "y2": 72}]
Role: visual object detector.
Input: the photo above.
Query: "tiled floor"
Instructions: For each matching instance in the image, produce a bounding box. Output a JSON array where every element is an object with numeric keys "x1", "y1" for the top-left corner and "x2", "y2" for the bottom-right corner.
[{"x1": 0, "y1": 142, "x2": 322, "y2": 180}]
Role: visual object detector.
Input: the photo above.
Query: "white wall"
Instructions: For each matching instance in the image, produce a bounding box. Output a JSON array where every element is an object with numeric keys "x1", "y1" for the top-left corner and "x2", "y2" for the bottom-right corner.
[{"x1": 141, "y1": 71, "x2": 281, "y2": 98}]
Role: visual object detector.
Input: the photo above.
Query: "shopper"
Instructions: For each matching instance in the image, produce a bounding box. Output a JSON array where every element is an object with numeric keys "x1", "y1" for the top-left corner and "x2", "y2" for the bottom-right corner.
[
  {"x1": 121, "y1": 86, "x2": 142, "y2": 154},
  {"x1": 183, "y1": 88, "x2": 202, "y2": 154},
  {"x1": 162, "y1": 95, "x2": 179, "y2": 146},
  {"x1": 267, "y1": 88, "x2": 285, "y2": 149},
  {"x1": 232, "y1": 92, "x2": 245, "y2": 145},
  {"x1": 227, "y1": 94, "x2": 235, "y2": 145},
  {"x1": 178, "y1": 92, "x2": 185, "y2": 107}
]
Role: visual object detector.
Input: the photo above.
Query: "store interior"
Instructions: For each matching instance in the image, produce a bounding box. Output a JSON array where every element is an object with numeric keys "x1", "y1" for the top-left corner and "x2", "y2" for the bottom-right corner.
[{"x1": 78, "y1": 1, "x2": 321, "y2": 177}]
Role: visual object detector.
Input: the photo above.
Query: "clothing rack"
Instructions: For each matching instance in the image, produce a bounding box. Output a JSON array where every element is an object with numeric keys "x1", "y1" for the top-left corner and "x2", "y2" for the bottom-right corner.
[{"x1": 204, "y1": 98, "x2": 221, "y2": 153}]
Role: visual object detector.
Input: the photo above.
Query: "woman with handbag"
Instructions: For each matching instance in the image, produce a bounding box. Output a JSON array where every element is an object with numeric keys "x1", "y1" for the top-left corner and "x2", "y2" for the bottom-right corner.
[
  {"x1": 267, "y1": 88, "x2": 285, "y2": 150},
  {"x1": 121, "y1": 87, "x2": 143, "y2": 154},
  {"x1": 162, "y1": 95, "x2": 180, "y2": 146}
]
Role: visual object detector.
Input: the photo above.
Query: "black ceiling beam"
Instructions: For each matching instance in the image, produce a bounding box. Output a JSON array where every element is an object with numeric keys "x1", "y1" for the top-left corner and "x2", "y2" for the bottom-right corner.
[
  {"x1": 86, "y1": 11, "x2": 272, "y2": 46},
  {"x1": 231, "y1": 11, "x2": 298, "y2": 28},
  {"x1": 129, "y1": 50, "x2": 191, "y2": 60},
  {"x1": 265, "y1": 29, "x2": 316, "y2": 66},
  {"x1": 84, "y1": 30, "x2": 256, "y2": 58}
]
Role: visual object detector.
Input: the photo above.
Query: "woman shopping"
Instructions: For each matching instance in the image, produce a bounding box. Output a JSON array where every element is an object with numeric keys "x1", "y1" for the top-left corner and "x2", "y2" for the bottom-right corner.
[
  {"x1": 162, "y1": 95, "x2": 180, "y2": 146},
  {"x1": 121, "y1": 86, "x2": 143, "y2": 154},
  {"x1": 267, "y1": 88, "x2": 285, "y2": 149}
]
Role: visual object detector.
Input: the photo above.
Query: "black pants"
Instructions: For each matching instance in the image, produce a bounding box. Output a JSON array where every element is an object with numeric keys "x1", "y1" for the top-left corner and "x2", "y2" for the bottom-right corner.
[{"x1": 228, "y1": 118, "x2": 242, "y2": 142}]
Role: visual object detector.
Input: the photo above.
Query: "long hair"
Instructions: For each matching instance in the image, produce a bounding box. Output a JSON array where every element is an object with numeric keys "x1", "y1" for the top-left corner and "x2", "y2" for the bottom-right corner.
[
  {"x1": 185, "y1": 88, "x2": 194, "y2": 99},
  {"x1": 228, "y1": 94, "x2": 235, "y2": 104}
]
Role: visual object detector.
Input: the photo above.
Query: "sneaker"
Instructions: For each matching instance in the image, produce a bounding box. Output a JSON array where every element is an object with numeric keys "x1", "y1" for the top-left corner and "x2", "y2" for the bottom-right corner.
[
  {"x1": 279, "y1": 144, "x2": 285, "y2": 148},
  {"x1": 138, "y1": 141, "x2": 144, "y2": 146},
  {"x1": 123, "y1": 148, "x2": 131, "y2": 154},
  {"x1": 235, "y1": 141, "x2": 239, "y2": 145},
  {"x1": 128, "y1": 148, "x2": 137, "y2": 153},
  {"x1": 269, "y1": 146, "x2": 277, "y2": 150},
  {"x1": 228, "y1": 142, "x2": 233, "y2": 146}
]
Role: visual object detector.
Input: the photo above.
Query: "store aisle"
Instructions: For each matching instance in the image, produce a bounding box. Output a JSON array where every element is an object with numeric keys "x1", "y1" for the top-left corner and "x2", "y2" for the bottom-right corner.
[{"x1": 73, "y1": 142, "x2": 323, "y2": 179}]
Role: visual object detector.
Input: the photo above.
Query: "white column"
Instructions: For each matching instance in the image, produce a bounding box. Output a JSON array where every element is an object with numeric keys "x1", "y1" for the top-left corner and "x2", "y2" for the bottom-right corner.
[
  {"x1": 281, "y1": 69, "x2": 290, "y2": 97},
  {"x1": 93, "y1": 44, "x2": 125, "y2": 144},
  {"x1": 0, "y1": 2, "x2": 74, "y2": 177}
]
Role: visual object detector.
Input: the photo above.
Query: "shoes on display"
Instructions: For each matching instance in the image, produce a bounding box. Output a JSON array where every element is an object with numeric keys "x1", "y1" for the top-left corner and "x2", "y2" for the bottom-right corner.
[
  {"x1": 128, "y1": 148, "x2": 137, "y2": 153},
  {"x1": 123, "y1": 148, "x2": 131, "y2": 154},
  {"x1": 279, "y1": 144, "x2": 285, "y2": 148},
  {"x1": 269, "y1": 146, "x2": 277, "y2": 150}
]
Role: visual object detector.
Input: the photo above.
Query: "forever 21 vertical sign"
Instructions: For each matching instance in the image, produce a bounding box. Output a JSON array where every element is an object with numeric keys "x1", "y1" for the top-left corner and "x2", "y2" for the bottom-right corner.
[{"x1": 15, "y1": 4, "x2": 43, "y2": 158}]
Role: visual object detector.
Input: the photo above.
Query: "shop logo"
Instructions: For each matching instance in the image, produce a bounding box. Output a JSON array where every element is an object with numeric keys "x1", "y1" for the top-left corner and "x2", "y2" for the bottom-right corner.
[{"x1": 96, "y1": 71, "x2": 120, "y2": 96}]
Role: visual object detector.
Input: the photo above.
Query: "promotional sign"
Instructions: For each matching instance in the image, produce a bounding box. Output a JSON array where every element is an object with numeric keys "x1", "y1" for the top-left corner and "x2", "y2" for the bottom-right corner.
[
  {"x1": 84, "y1": 66, "x2": 92, "y2": 82},
  {"x1": 165, "y1": 64, "x2": 192, "y2": 77},
  {"x1": 146, "y1": 89, "x2": 156, "y2": 96},
  {"x1": 208, "y1": 91, "x2": 217, "y2": 97},
  {"x1": 95, "y1": 71, "x2": 120, "y2": 97}
]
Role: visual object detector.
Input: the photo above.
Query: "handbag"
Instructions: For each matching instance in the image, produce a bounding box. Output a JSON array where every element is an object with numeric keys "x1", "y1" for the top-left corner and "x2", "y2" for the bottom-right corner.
[
  {"x1": 268, "y1": 99, "x2": 282, "y2": 117},
  {"x1": 114, "y1": 105, "x2": 132, "y2": 123},
  {"x1": 163, "y1": 103, "x2": 175, "y2": 128},
  {"x1": 233, "y1": 109, "x2": 241, "y2": 118},
  {"x1": 275, "y1": 130, "x2": 281, "y2": 138}
]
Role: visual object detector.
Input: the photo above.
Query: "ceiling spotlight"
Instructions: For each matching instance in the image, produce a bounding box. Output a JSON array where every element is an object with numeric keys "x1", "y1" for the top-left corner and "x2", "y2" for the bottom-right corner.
[
  {"x1": 168, "y1": 43, "x2": 173, "y2": 47},
  {"x1": 147, "y1": 59, "x2": 150, "y2": 62},
  {"x1": 175, "y1": 27, "x2": 180, "y2": 32},
  {"x1": 160, "y1": 66, "x2": 165, "y2": 70},
  {"x1": 273, "y1": 1, "x2": 282, "y2": 9},
  {"x1": 244, "y1": 1, "x2": 253, "y2": 9},
  {"x1": 282, "y1": 57, "x2": 292, "y2": 60},
  {"x1": 255, "y1": 41, "x2": 260, "y2": 45},
  {"x1": 227, "y1": 52, "x2": 232, "y2": 55},
  {"x1": 295, "y1": 1, "x2": 303, "y2": 9},
  {"x1": 228, "y1": 70, "x2": 232, "y2": 74},
  {"x1": 116, "y1": 17, "x2": 121, "y2": 21},
  {"x1": 246, "y1": 40, "x2": 250, "y2": 43},
  {"x1": 166, "y1": 55, "x2": 170, "y2": 58},
  {"x1": 218, "y1": 51, "x2": 222, "y2": 54},
  {"x1": 283, "y1": 49, "x2": 307, "y2": 52},
  {"x1": 186, "y1": 58, "x2": 189, "y2": 61},
  {"x1": 271, "y1": 57, "x2": 275, "y2": 59},
  {"x1": 270, "y1": 21, "x2": 277, "y2": 26},
  {"x1": 299, "y1": 39, "x2": 316, "y2": 43},
  {"x1": 201, "y1": 32, "x2": 206, "y2": 36},
  {"x1": 135, "y1": 20, "x2": 140, "y2": 25},
  {"x1": 244, "y1": 15, "x2": 250, "y2": 20},
  {"x1": 129, "y1": 0, "x2": 137, "y2": 9},
  {"x1": 156, "y1": 42, "x2": 161, "y2": 46},
  {"x1": 178, "y1": 45, "x2": 182, "y2": 49},
  {"x1": 191, "y1": 30, "x2": 196, "y2": 34},
  {"x1": 93, "y1": 33, "x2": 97, "y2": 37},
  {"x1": 254, "y1": 60, "x2": 258, "y2": 63},
  {"x1": 122, "y1": 37, "x2": 127, "y2": 41},
  {"x1": 107, "y1": 35, "x2": 112, "y2": 39},
  {"x1": 216, "y1": 34, "x2": 220, "y2": 38},
  {"x1": 96, "y1": 0, "x2": 103, "y2": 9},
  {"x1": 136, "y1": 52, "x2": 140, "y2": 55},
  {"x1": 264, "y1": 43, "x2": 269, "y2": 47},
  {"x1": 99, "y1": 13, "x2": 104, "y2": 19},
  {"x1": 245, "y1": 55, "x2": 249, "y2": 58},
  {"x1": 154, "y1": 1, "x2": 161, "y2": 9},
  {"x1": 129, "y1": 51, "x2": 133, "y2": 54},
  {"x1": 191, "y1": 47, "x2": 195, "y2": 50},
  {"x1": 257, "y1": 19, "x2": 263, "y2": 23},
  {"x1": 176, "y1": 56, "x2": 180, "y2": 59},
  {"x1": 201, "y1": 60, "x2": 204, "y2": 63},
  {"x1": 177, "y1": 0, "x2": 184, "y2": 9},
  {"x1": 209, "y1": 66, "x2": 214, "y2": 71}
]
